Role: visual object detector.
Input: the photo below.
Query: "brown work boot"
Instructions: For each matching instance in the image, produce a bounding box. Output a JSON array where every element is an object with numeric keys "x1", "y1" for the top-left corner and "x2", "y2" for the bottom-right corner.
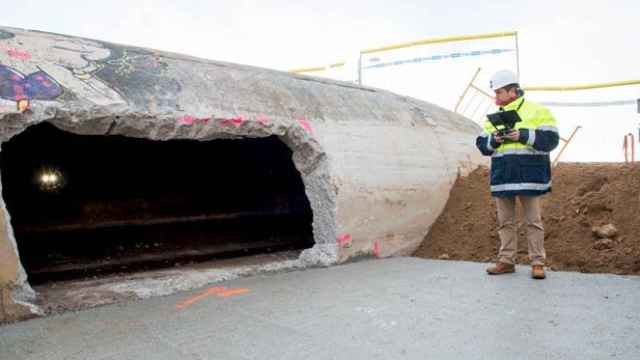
[
  {"x1": 531, "y1": 265, "x2": 546, "y2": 279},
  {"x1": 486, "y1": 262, "x2": 515, "y2": 275}
]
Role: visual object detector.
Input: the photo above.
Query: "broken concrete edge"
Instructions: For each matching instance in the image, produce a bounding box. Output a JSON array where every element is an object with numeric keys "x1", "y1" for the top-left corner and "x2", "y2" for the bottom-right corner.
[
  {"x1": 0, "y1": 287, "x2": 42, "y2": 323},
  {"x1": 0, "y1": 109, "x2": 344, "y2": 322},
  {"x1": 25, "y1": 250, "x2": 372, "y2": 317},
  {"x1": 0, "y1": 171, "x2": 42, "y2": 323},
  {"x1": 100, "y1": 254, "x2": 342, "y2": 300}
]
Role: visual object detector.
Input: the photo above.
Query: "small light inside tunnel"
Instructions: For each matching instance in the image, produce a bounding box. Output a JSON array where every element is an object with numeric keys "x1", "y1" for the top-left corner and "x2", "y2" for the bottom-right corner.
[{"x1": 36, "y1": 168, "x2": 65, "y2": 192}]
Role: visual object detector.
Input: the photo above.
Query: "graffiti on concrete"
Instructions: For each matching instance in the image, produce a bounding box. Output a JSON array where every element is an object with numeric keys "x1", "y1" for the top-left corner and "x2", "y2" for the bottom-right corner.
[
  {"x1": 91, "y1": 45, "x2": 182, "y2": 111},
  {"x1": 6, "y1": 48, "x2": 31, "y2": 61},
  {"x1": 176, "y1": 115, "x2": 210, "y2": 125},
  {"x1": 221, "y1": 116, "x2": 245, "y2": 127},
  {"x1": 177, "y1": 114, "x2": 274, "y2": 127},
  {"x1": 0, "y1": 29, "x2": 121, "y2": 109},
  {"x1": 175, "y1": 286, "x2": 250, "y2": 309},
  {"x1": 0, "y1": 30, "x2": 13, "y2": 41},
  {"x1": 297, "y1": 117, "x2": 314, "y2": 134},
  {"x1": 255, "y1": 114, "x2": 271, "y2": 126},
  {"x1": 0, "y1": 65, "x2": 63, "y2": 112},
  {"x1": 0, "y1": 28, "x2": 181, "y2": 112},
  {"x1": 337, "y1": 233, "x2": 353, "y2": 248},
  {"x1": 373, "y1": 240, "x2": 381, "y2": 257}
]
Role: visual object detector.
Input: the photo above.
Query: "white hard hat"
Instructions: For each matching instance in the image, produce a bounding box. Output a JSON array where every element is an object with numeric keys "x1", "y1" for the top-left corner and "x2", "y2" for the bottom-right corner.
[{"x1": 489, "y1": 69, "x2": 519, "y2": 90}]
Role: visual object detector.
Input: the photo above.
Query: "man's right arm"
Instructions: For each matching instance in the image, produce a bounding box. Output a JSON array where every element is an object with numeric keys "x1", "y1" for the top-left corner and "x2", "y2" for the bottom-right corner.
[{"x1": 476, "y1": 131, "x2": 500, "y2": 156}]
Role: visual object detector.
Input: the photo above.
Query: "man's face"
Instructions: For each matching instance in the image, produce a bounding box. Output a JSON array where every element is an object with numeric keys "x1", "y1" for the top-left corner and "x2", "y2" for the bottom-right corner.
[{"x1": 494, "y1": 87, "x2": 517, "y2": 106}]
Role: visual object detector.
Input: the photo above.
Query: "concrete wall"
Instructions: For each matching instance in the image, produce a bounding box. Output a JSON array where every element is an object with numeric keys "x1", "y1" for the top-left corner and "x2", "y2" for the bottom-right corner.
[{"x1": 0, "y1": 26, "x2": 484, "y2": 321}]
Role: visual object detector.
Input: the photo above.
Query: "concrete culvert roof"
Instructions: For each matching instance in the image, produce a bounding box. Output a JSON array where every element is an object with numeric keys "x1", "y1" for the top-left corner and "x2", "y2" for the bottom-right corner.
[{"x1": 0, "y1": 25, "x2": 484, "y2": 322}]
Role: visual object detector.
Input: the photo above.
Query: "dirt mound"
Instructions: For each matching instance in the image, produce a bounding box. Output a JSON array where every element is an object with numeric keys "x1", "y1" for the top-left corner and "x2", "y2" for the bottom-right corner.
[{"x1": 414, "y1": 163, "x2": 640, "y2": 275}]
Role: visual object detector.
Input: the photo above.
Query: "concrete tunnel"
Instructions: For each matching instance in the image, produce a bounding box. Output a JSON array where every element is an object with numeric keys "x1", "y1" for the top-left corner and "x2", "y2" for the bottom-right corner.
[
  {"x1": 1, "y1": 122, "x2": 315, "y2": 284},
  {"x1": 0, "y1": 26, "x2": 484, "y2": 321}
]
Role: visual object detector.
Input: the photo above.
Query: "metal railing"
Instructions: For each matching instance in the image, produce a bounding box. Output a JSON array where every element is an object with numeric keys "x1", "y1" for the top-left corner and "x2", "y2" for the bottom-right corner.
[
  {"x1": 623, "y1": 133, "x2": 636, "y2": 163},
  {"x1": 454, "y1": 68, "x2": 583, "y2": 166},
  {"x1": 289, "y1": 31, "x2": 520, "y2": 85}
]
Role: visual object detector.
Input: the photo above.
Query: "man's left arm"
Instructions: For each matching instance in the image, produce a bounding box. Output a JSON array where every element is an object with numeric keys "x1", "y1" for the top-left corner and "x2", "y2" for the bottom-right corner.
[{"x1": 517, "y1": 108, "x2": 560, "y2": 152}]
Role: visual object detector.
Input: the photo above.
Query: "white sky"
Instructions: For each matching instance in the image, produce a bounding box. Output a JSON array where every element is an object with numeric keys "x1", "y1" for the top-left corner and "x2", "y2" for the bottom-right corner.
[{"x1": 1, "y1": 0, "x2": 639, "y2": 162}]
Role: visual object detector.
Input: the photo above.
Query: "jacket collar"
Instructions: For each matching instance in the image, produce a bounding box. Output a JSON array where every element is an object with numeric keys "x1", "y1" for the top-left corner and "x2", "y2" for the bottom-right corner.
[{"x1": 501, "y1": 96, "x2": 525, "y2": 111}]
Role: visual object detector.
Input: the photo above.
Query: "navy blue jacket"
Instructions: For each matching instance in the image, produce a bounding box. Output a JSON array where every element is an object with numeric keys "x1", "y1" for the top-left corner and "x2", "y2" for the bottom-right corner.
[{"x1": 475, "y1": 97, "x2": 560, "y2": 197}]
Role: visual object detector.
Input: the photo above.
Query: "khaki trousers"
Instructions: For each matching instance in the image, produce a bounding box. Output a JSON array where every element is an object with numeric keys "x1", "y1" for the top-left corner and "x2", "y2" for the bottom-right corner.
[{"x1": 495, "y1": 196, "x2": 545, "y2": 266}]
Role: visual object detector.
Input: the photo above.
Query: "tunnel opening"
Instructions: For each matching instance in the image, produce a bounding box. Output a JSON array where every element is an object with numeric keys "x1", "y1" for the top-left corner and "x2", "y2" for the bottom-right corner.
[{"x1": 0, "y1": 122, "x2": 314, "y2": 285}]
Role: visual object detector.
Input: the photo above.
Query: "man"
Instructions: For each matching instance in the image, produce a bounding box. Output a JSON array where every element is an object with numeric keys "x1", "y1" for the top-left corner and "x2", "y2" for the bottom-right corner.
[{"x1": 476, "y1": 69, "x2": 559, "y2": 279}]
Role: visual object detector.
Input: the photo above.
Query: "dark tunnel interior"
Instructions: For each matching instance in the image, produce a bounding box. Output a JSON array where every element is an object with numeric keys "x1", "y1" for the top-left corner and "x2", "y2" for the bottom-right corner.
[{"x1": 0, "y1": 122, "x2": 314, "y2": 284}]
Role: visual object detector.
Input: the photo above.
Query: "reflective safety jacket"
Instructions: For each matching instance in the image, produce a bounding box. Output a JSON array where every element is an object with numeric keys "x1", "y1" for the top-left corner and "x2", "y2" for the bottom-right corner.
[{"x1": 475, "y1": 97, "x2": 559, "y2": 197}]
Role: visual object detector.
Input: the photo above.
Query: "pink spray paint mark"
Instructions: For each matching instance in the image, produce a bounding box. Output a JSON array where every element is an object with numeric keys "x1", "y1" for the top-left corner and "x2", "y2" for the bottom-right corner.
[
  {"x1": 13, "y1": 85, "x2": 25, "y2": 100},
  {"x1": 221, "y1": 116, "x2": 245, "y2": 127},
  {"x1": 177, "y1": 115, "x2": 195, "y2": 125},
  {"x1": 297, "y1": 118, "x2": 314, "y2": 135},
  {"x1": 373, "y1": 240, "x2": 381, "y2": 258},
  {"x1": 7, "y1": 48, "x2": 31, "y2": 61},
  {"x1": 336, "y1": 234, "x2": 352, "y2": 247},
  {"x1": 255, "y1": 115, "x2": 271, "y2": 125},
  {"x1": 177, "y1": 115, "x2": 210, "y2": 125}
]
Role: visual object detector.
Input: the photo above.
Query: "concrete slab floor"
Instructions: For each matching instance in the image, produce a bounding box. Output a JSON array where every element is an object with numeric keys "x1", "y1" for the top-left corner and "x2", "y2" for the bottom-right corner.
[{"x1": 1, "y1": 257, "x2": 639, "y2": 360}]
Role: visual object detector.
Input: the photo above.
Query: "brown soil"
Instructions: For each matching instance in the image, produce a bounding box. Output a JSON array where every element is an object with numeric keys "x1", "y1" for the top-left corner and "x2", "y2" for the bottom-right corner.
[{"x1": 414, "y1": 163, "x2": 640, "y2": 275}]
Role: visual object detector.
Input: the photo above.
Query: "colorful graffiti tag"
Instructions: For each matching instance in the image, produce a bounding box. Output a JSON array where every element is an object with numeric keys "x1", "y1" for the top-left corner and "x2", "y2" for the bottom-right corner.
[
  {"x1": 0, "y1": 30, "x2": 13, "y2": 41},
  {"x1": 91, "y1": 46, "x2": 182, "y2": 110},
  {"x1": 0, "y1": 28, "x2": 182, "y2": 112},
  {"x1": 0, "y1": 65, "x2": 63, "y2": 112},
  {"x1": 176, "y1": 115, "x2": 210, "y2": 125}
]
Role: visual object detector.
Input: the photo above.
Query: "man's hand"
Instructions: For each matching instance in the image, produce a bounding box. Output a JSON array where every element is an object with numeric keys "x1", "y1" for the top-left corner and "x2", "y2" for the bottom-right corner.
[
  {"x1": 493, "y1": 132, "x2": 504, "y2": 144},
  {"x1": 503, "y1": 129, "x2": 520, "y2": 142}
]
